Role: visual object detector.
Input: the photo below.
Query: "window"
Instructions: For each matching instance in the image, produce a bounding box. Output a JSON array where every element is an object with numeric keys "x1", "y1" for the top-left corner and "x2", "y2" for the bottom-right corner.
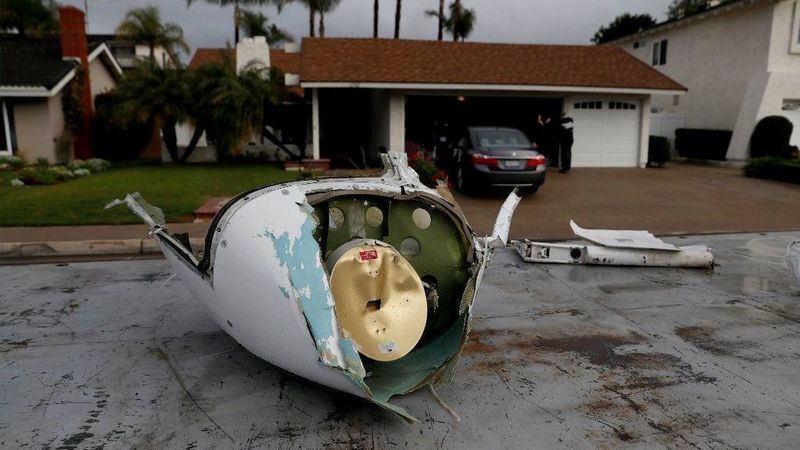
[
  {"x1": 608, "y1": 101, "x2": 637, "y2": 110},
  {"x1": 574, "y1": 101, "x2": 603, "y2": 110},
  {"x1": 652, "y1": 39, "x2": 668, "y2": 66},
  {"x1": 792, "y1": 1, "x2": 800, "y2": 54},
  {"x1": 0, "y1": 100, "x2": 14, "y2": 155}
]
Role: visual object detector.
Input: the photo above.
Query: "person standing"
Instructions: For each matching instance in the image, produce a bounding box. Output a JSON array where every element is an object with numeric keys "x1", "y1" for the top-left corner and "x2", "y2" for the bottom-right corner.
[{"x1": 558, "y1": 111, "x2": 574, "y2": 173}]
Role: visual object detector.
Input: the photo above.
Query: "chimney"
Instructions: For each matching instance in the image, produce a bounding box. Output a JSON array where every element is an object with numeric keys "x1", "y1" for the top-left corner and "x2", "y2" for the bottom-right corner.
[{"x1": 58, "y1": 6, "x2": 93, "y2": 159}]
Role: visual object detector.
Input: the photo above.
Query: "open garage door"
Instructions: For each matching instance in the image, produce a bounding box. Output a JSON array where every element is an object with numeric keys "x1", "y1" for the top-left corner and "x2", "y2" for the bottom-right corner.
[
  {"x1": 405, "y1": 95, "x2": 562, "y2": 152},
  {"x1": 570, "y1": 98, "x2": 642, "y2": 167}
]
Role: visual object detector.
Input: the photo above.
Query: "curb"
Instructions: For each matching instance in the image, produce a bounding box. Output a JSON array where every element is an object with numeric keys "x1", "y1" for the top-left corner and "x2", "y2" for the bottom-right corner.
[{"x1": 0, "y1": 237, "x2": 205, "y2": 260}]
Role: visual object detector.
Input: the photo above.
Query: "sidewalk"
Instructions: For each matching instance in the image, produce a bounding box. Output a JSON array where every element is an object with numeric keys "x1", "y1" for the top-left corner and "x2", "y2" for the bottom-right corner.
[{"x1": 0, "y1": 222, "x2": 208, "y2": 261}]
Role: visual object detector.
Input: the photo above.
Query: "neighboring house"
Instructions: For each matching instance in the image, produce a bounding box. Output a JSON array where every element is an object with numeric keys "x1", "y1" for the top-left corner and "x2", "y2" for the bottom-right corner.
[
  {"x1": 0, "y1": 6, "x2": 123, "y2": 162},
  {"x1": 190, "y1": 37, "x2": 684, "y2": 168},
  {"x1": 612, "y1": 0, "x2": 800, "y2": 161},
  {"x1": 88, "y1": 34, "x2": 176, "y2": 70}
]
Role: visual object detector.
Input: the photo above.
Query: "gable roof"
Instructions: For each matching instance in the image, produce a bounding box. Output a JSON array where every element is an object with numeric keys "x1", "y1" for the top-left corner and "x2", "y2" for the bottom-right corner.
[
  {"x1": 611, "y1": 0, "x2": 771, "y2": 43},
  {"x1": 299, "y1": 38, "x2": 685, "y2": 92},
  {"x1": 0, "y1": 35, "x2": 78, "y2": 90}
]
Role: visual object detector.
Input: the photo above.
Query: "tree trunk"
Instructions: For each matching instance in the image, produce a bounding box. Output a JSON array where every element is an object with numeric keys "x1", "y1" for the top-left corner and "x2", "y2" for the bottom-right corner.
[
  {"x1": 394, "y1": 0, "x2": 401, "y2": 39},
  {"x1": 162, "y1": 117, "x2": 179, "y2": 163},
  {"x1": 309, "y1": 8, "x2": 316, "y2": 37},
  {"x1": 319, "y1": 10, "x2": 325, "y2": 37},
  {"x1": 149, "y1": 42, "x2": 155, "y2": 62},
  {"x1": 234, "y1": 2, "x2": 240, "y2": 44},
  {"x1": 373, "y1": 0, "x2": 379, "y2": 38},
  {"x1": 179, "y1": 125, "x2": 206, "y2": 163},
  {"x1": 437, "y1": 0, "x2": 444, "y2": 41}
]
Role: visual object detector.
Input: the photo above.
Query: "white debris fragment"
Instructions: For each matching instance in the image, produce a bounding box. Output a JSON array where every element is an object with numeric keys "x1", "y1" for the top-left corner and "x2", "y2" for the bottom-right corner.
[{"x1": 787, "y1": 242, "x2": 800, "y2": 287}]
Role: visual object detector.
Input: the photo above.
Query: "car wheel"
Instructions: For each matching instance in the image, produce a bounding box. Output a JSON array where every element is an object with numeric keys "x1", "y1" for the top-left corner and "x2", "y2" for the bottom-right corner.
[{"x1": 456, "y1": 167, "x2": 470, "y2": 194}]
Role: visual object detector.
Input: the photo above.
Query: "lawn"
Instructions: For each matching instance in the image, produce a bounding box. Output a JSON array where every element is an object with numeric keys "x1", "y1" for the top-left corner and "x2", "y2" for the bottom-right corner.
[{"x1": 0, "y1": 163, "x2": 299, "y2": 226}]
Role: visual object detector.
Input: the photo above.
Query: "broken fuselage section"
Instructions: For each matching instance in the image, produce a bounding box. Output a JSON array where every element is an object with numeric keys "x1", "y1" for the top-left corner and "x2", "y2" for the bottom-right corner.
[{"x1": 112, "y1": 152, "x2": 519, "y2": 421}]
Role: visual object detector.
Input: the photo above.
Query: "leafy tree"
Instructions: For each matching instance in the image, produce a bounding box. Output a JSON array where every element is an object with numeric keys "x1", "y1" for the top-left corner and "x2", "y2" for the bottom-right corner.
[
  {"x1": 0, "y1": 0, "x2": 58, "y2": 36},
  {"x1": 592, "y1": 13, "x2": 656, "y2": 44},
  {"x1": 425, "y1": 0, "x2": 476, "y2": 42},
  {"x1": 116, "y1": 6, "x2": 190, "y2": 62},
  {"x1": 239, "y1": 8, "x2": 293, "y2": 44},
  {"x1": 187, "y1": 0, "x2": 276, "y2": 43},
  {"x1": 109, "y1": 61, "x2": 191, "y2": 162},
  {"x1": 667, "y1": 0, "x2": 719, "y2": 20}
]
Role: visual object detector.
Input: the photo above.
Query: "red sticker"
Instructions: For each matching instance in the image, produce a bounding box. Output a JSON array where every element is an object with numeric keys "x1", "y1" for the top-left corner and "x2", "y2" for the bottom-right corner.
[{"x1": 359, "y1": 250, "x2": 378, "y2": 261}]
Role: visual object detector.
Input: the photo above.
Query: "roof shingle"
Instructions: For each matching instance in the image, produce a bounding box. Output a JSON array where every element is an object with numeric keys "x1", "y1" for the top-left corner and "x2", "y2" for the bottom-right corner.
[
  {"x1": 0, "y1": 35, "x2": 78, "y2": 89},
  {"x1": 299, "y1": 38, "x2": 685, "y2": 91}
]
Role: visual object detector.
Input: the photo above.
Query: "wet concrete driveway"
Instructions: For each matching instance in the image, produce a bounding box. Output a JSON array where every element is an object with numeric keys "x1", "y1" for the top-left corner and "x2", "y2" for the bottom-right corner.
[{"x1": 1, "y1": 232, "x2": 799, "y2": 449}]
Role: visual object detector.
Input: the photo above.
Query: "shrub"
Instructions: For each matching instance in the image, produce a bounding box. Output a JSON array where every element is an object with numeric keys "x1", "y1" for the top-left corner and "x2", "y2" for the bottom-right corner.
[
  {"x1": 35, "y1": 157, "x2": 50, "y2": 168},
  {"x1": 72, "y1": 168, "x2": 91, "y2": 177},
  {"x1": 85, "y1": 158, "x2": 111, "y2": 173},
  {"x1": 0, "y1": 156, "x2": 24, "y2": 170},
  {"x1": 10, "y1": 178, "x2": 24, "y2": 186},
  {"x1": 17, "y1": 166, "x2": 76, "y2": 185},
  {"x1": 675, "y1": 129, "x2": 732, "y2": 160},
  {"x1": 67, "y1": 159, "x2": 87, "y2": 172},
  {"x1": 749, "y1": 116, "x2": 793, "y2": 158},
  {"x1": 648, "y1": 136, "x2": 671, "y2": 167},
  {"x1": 744, "y1": 157, "x2": 800, "y2": 184}
]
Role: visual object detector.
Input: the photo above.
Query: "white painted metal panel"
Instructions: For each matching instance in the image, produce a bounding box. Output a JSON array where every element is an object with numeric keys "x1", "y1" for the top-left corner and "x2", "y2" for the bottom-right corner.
[{"x1": 571, "y1": 99, "x2": 641, "y2": 167}]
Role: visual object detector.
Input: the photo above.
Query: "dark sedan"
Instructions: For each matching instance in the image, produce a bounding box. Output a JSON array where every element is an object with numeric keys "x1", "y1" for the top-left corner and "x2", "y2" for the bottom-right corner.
[{"x1": 449, "y1": 127, "x2": 546, "y2": 194}]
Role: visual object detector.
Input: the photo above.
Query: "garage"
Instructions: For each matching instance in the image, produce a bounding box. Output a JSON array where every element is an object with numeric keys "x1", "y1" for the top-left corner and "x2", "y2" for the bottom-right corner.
[
  {"x1": 569, "y1": 97, "x2": 643, "y2": 167},
  {"x1": 782, "y1": 100, "x2": 800, "y2": 148},
  {"x1": 297, "y1": 38, "x2": 685, "y2": 167}
]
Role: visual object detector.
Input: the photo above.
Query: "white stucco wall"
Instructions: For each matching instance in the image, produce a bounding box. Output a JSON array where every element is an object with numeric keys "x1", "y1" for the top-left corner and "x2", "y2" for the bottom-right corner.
[
  {"x1": 12, "y1": 92, "x2": 67, "y2": 163},
  {"x1": 388, "y1": 92, "x2": 405, "y2": 153},
  {"x1": 618, "y1": 1, "x2": 775, "y2": 133},
  {"x1": 88, "y1": 57, "x2": 116, "y2": 106}
]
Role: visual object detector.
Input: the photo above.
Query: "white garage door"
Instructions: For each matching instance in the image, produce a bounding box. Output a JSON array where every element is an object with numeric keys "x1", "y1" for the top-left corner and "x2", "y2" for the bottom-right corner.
[
  {"x1": 782, "y1": 102, "x2": 800, "y2": 148},
  {"x1": 570, "y1": 99, "x2": 641, "y2": 167}
]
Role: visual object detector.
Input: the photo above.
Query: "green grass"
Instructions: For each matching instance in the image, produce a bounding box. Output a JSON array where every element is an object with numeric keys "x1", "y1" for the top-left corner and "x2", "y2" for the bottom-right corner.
[{"x1": 0, "y1": 163, "x2": 299, "y2": 226}]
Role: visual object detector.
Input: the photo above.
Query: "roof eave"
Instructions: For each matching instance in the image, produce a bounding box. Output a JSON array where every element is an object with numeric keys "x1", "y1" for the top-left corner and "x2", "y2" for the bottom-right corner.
[
  {"x1": 300, "y1": 81, "x2": 686, "y2": 96},
  {"x1": 0, "y1": 68, "x2": 77, "y2": 97}
]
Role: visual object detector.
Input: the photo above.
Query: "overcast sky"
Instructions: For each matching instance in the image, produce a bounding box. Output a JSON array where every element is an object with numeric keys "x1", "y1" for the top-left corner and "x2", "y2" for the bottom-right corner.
[{"x1": 62, "y1": 0, "x2": 673, "y2": 59}]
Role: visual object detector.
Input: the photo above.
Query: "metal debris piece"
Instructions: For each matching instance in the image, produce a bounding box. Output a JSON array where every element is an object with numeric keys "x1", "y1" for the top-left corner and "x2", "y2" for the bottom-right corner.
[
  {"x1": 109, "y1": 151, "x2": 521, "y2": 422},
  {"x1": 513, "y1": 222, "x2": 714, "y2": 269}
]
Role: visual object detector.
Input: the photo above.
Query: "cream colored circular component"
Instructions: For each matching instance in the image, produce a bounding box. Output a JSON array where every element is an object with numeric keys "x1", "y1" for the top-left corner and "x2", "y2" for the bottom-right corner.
[
  {"x1": 329, "y1": 207, "x2": 345, "y2": 229},
  {"x1": 411, "y1": 208, "x2": 432, "y2": 230},
  {"x1": 400, "y1": 237, "x2": 421, "y2": 256},
  {"x1": 329, "y1": 242, "x2": 427, "y2": 362},
  {"x1": 365, "y1": 206, "x2": 384, "y2": 227}
]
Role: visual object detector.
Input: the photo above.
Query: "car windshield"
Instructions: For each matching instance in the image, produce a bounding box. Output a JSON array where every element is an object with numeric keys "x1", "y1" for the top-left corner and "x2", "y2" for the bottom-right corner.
[{"x1": 474, "y1": 129, "x2": 531, "y2": 148}]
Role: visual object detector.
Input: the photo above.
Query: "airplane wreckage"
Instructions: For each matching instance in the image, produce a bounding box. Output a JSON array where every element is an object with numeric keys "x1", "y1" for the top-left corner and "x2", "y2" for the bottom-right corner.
[
  {"x1": 110, "y1": 152, "x2": 522, "y2": 422},
  {"x1": 110, "y1": 151, "x2": 717, "y2": 422}
]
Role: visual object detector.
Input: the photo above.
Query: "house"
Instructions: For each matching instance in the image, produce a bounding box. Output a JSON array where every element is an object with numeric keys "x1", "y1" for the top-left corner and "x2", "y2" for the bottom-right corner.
[
  {"x1": 612, "y1": 0, "x2": 800, "y2": 161},
  {"x1": 0, "y1": 6, "x2": 123, "y2": 163},
  {"x1": 88, "y1": 34, "x2": 176, "y2": 70},
  {"x1": 189, "y1": 37, "x2": 684, "y2": 168}
]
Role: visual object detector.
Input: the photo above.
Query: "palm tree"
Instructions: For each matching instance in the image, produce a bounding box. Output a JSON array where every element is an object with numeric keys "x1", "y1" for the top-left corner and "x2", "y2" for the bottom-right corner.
[
  {"x1": 186, "y1": 0, "x2": 276, "y2": 44},
  {"x1": 110, "y1": 61, "x2": 191, "y2": 162},
  {"x1": 317, "y1": 0, "x2": 341, "y2": 37},
  {"x1": 116, "y1": 6, "x2": 190, "y2": 63},
  {"x1": 448, "y1": 1, "x2": 476, "y2": 42},
  {"x1": 187, "y1": 51, "x2": 284, "y2": 159},
  {"x1": 272, "y1": 0, "x2": 319, "y2": 38},
  {"x1": 423, "y1": 0, "x2": 445, "y2": 41},
  {"x1": 373, "y1": 0, "x2": 379, "y2": 38},
  {"x1": 239, "y1": 8, "x2": 293, "y2": 44},
  {"x1": 393, "y1": 0, "x2": 401, "y2": 39},
  {"x1": 425, "y1": 1, "x2": 476, "y2": 42}
]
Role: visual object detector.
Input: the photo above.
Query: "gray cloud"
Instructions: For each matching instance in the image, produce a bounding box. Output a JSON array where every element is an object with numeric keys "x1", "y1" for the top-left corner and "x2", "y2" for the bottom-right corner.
[{"x1": 64, "y1": 0, "x2": 672, "y2": 59}]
